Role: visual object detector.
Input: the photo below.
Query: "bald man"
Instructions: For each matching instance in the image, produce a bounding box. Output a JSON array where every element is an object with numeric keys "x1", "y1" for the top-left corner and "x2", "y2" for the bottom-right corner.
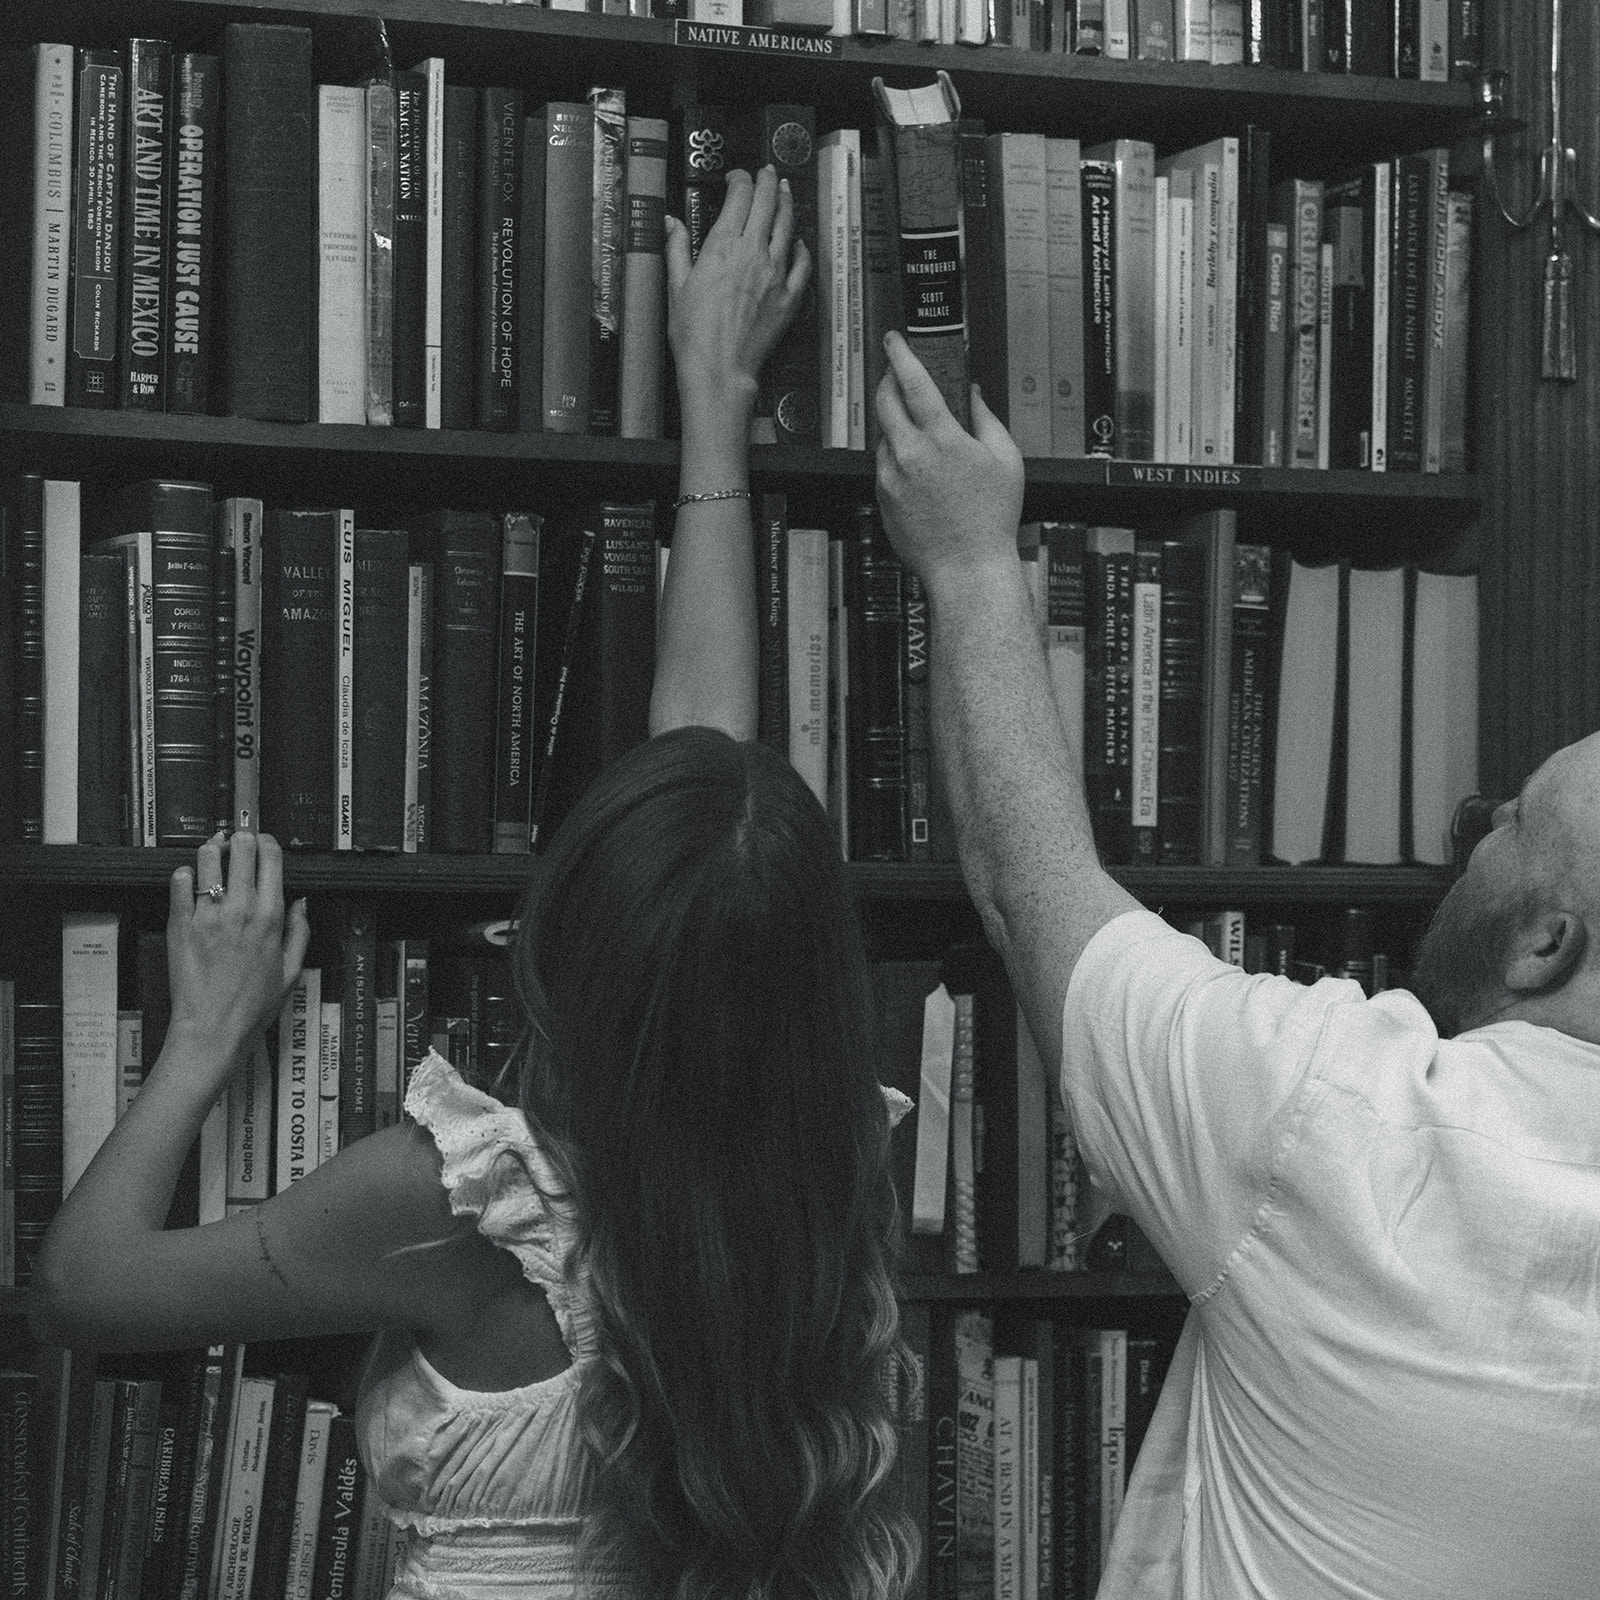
[{"x1": 872, "y1": 330, "x2": 1600, "y2": 1600}]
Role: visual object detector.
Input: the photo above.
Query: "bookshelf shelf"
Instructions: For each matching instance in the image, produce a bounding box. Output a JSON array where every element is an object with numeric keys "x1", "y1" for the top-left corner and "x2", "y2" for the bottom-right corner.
[
  {"x1": 0, "y1": 847, "x2": 1453, "y2": 904},
  {"x1": 900, "y1": 1271, "x2": 1184, "y2": 1300}
]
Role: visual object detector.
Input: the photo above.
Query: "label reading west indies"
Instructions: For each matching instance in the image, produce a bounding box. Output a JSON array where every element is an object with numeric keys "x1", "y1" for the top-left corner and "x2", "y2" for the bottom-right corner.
[
  {"x1": 900, "y1": 228, "x2": 964, "y2": 335},
  {"x1": 1106, "y1": 463, "x2": 1265, "y2": 489},
  {"x1": 674, "y1": 20, "x2": 843, "y2": 54}
]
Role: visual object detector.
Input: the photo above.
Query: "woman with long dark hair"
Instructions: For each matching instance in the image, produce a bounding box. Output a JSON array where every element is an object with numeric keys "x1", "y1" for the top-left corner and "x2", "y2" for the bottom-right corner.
[{"x1": 32, "y1": 164, "x2": 918, "y2": 1600}]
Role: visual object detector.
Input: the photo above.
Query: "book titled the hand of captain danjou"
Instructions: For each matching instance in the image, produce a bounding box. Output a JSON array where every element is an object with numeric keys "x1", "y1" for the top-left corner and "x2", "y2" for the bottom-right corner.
[
  {"x1": 871, "y1": 71, "x2": 971, "y2": 432},
  {"x1": 589, "y1": 87, "x2": 627, "y2": 436},
  {"x1": 67, "y1": 49, "x2": 123, "y2": 409}
]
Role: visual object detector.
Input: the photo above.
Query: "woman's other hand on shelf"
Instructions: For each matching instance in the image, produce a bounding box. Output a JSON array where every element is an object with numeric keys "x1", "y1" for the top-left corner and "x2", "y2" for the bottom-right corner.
[
  {"x1": 666, "y1": 165, "x2": 811, "y2": 431},
  {"x1": 874, "y1": 332, "x2": 1024, "y2": 595},
  {"x1": 165, "y1": 831, "x2": 311, "y2": 1077}
]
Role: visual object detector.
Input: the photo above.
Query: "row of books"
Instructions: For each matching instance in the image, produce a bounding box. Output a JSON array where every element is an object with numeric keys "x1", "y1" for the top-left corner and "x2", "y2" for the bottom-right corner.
[
  {"x1": 465, "y1": 0, "x2": 1483, "y2": 78},
  {"x1": 1, "y1": 1348, "x2": 385, "y2": 1600},
  {"x1": 896, "y1": 1304, "x2": 1178, "y2": 1600},
  {"x1": 874, "y1": 83, "x2": 1474, "y2": 471},
  {"x1": 2, "y1": 907, "x2": 518, "y2": 1287}
]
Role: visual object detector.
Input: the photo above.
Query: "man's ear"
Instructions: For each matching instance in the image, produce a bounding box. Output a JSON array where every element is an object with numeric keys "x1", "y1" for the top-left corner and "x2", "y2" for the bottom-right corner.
[{"x1": 1504, "y1": 910, "x2": 1588, "y2": 995}]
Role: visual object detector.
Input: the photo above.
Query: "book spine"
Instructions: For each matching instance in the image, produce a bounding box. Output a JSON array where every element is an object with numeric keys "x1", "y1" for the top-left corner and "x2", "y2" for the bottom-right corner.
[
  {"x1": 224, "y1": 1039, "x2": 271, "y2": 1213},
  {"x1": 990, "y1": 134, "x2": 1051, "y2": 457},
  {"x1": 1084, "y1": 533, "x2": 1134, "y2": 863},
  {"x1": 392, "y1": 70, "x2": 428, "y2": 428},
  {"x1": 284, "y1": 1403, "x2": 335, "y2": 1600},
  {"x1": 543, "y1": 103, "x2": 594, "y2": 433},
  {"x1": 954, "y1": 1310, "x2": 994, "y2": 1600},
  {"x1": 827, "y1": 538, "x2": 851, "y2": 857},
  {"x1": 222, "y1": 24, "x2": 313, "y2": 421},
  {"x1": 1322, "y1": 0, "x2": 1348, "y2": 66},
  {"x1": 476, "y1": 88, "x2": 523, "y2": 431},
  {"x1": 620, "y1": 117, "x2": 668, "y2": 439},
  {"x1": 756, "y1": 495, "x2": 790, "y2": 756},
  {"x1": 230, "y1": 500, "x2": 262, "y2": 830},
  {"x1": 1107, "y1": 140, "x2": 1157, "y2": 460},
  {"x1": 1156, "y1": 541, "x2": 1205, "y2": 864},
  {"x1": 1044, "y1": 140, "x2": 1085, "y2": 458},
  {"x1": 945, "y1": 991, "x2": 976, "y2": 1273},
  {"x1": 9, "y1": 480, "x2": 44, "y2": 842},
  {"x1": 992, "y1": 1357, "x2": 1022, "y2": 1600},
  {"x1": 400, "y1": 945, "x2": 429, "y2": 1094},
  {"x1": 956, "y1": 123, "x2": 998, "y2": 424},
  {"x1": 1387, "y1": 154, "x2": 1426, "y2": 471},
  {"x1": 845, "y1": 135, "x2": 865, "y2": 450},
  {"x1": 1041, "y1": 522, "x2": 1086, "y2": 764},
  {"x1": 316, "y1": 987, "x2": 337, "y2": 1168},
  {"x1": 786, "y1": 527, "x2": 831, "y2": 810},
  {"x1": 67, "y1": 51, "x2": 123, "y2": 408},
  {"x1": 137, "y1": 1393, "x2": 181, "y2": 1600},
  {"x1": 1325, "y1": 179, "x2": 1369, "y2": 469},
  {"x1": 248, "y1": 1376, "x2": 308, "y2": 1600},
  {"x1": 374, "y1": 991, "x2": 400, "y2": 1130},
  {"x1": 275, "y1": 974, "x2": 313, "y2": 1191},
  {"x1": 122, "y1": 546, "x2": 150, "y2": 848},
  {"x1": 1421, "y1": 150, "x2": 1449, "y2": 472},
  {"x1": 1286, "y1": 180, "x2": 1323, "y2": 469},
  {"x1": 876, "y1": 113, "x2": 970, "y2": 429},
  {"x1": 335, "y1": 512, "x2": 355, "y2": 850},
  {"x1": 61, "y1": 910, "x2": 119, "y2": 1197},
  {"x1": 1261, "y1": 220, "x2": 1289, "y2": 468},
  {"x1": 421, "y1": 59, "x2": 444, "y2": 430},
  {"x1": 1046, "y1": 1087, "x2": 1083, "y2": 1270},
  {"x1": 517, "y1": 114, "x2": 547, "y2": 433},
  {"x1": 215, "y1": 1377, "x2": 273, "y2": 1600},
  {"x1": 596, "y1": 506, "x2": 657, "y2": 769},
  {"x1": 0, "y1": 983, "x2": 13, "y2": 1286},
  {"x1": 402, "y1": 564, "x2": 431, "y2": 852},
  {"x1": 927, "y1": 1309, "x2": 960, "y2": 1600},
  {"x1": 847, "y1": 508, "x2": 907, "y2": 860},
  {"x1": 352, "y1": 528, "x2": 409, "y2": 851},
  {"x1": 439, "y1": 87, "x2": 477, "y2": 431},
  {"x1": 29, "y1": 45, "x2": 73, "y2": 407},
  {"x1": 108, "y1": 1381, "x2": 161, "y2": 1600},
  {"x1": 115, "y1": 1011, "x2": 141, "y2": 1119},
  {"x1": 1080, "y1": 161, "x2": 1117, "y2": 457},
  {"x1": 528, "y1": 526, "x2": 596, "y2": 852},
  {"x1": 363, "y1": 82, "x2": 396, "y2": 427},
  {"x1": 588, "y1": 87, "x2": 627, "y2": 435},
  {"x1": 1370, "y1": 160, "x2": 1391, "y2": 470},
  {"x1": 167, "y1": 54, "x2": 220, "y2": 415},
  {"x1": 340, "y1": 905, "x2": 376, "y2": 1146},
  {"x1": 317, "y1": 86, "x2": 367, "y2": 425},
  {"x1": 78, "y1": 1381, "x2": 116, "y2": 1600},
  {"x1": 755, "y1": 105, "x2": 821, "y2": 445},
  {"x1": 860, "y1": 155, "x2": 894, "y2": 453},
  {"x1": 426, "y1": 513, "x2": 500, "y2": 852},
  {"x1": 1395, "y1": 0, "x2": 1420, "y2": 74},
  {"x1": 902, "y1": 570, "x2": 932, "y2": 861},
  {"x1": 41, "y1": 480, "x2": 80, "y2": 846},
  {"x1": 1449, "y1": 0, "x2": 1481, "y2": 79},
  {"x1": 1139, "y1": 0, "x2": 1177, "y2": 54},
  {"x1": 1440, "y1": 188, "x2": 1472, "y2": 474},
  {"x1": 493, "y1": 515, "x2": 541, "y2": 853},
  {"x1": 1129, "y1": 542, "x2": 1161, "y2": 861},
  {"x1": 13, "y1": 983, "x2": 63, "y2": 1286},
  {"x1": 307, "y1": 1417, "x2": 364, "y2": 1600},
  {"x1": 676, "y1": 104, "x2": 728, "y2": 261},
  {"x1": 78, "y1": 552, "x2": 127, "y2": 846},
  {"x1": 212, "y1": 507, "x2": 236, "y2": 834},
  {"x1": 1224, "y1": 546, "x2": 1272, "y2": 865},
  {"x1": 1317, "y1": 239, "x2": 1333, "y2": 467}
]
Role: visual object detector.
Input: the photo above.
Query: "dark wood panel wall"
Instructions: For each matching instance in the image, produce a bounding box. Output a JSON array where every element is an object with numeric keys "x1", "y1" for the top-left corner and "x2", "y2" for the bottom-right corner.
[{"x1": 1474, "y1": 0, "x2": 1600, "y2": 797}]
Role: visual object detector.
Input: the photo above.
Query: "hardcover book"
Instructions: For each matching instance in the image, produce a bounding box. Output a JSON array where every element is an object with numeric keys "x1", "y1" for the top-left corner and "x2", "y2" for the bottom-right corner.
[
  {"x1": 120, "y1": 40, "x2": 172, "y2": 411},
  {"x1": 846, "y1": 505, "x2": 908, "y2": 861},
  {"x1": 67, "y1": 49, "x2": 123, "y2": 408},
  {"x1": 987, "y1": 133, "x2": 1052, "y2": 458},
  {"x1": 167, "y1": 53, "x2": 221, "y2": 415},
  {"x1": 317, "y1": 85, "x2": 368, "y2": 425},
  {"x1": 1079, "y1": 159, "x2": 1117, "y2": 458},
  {"x1": 440, "y1": 86, "x2": 478, "y2": 430},
  {"x1": 543, "y1": 103, "x2": 593, "y2": 434},
  {"x1": 392, "y1": 69, "x2": 429, "y2": 428},
  {"x1": 589, "y1": 87, "x2": 627, "y2": 435},
  {"x1": 352, "y1": 528, "x2": 410, "y2": 851},
  {"x1": 362, "y1": 77, "x2": 396, "y2": 426},
  {"x1": 620, "y1": 117, "x2": 669, "y2": 439},
  {"x1": 492, "y1": 513, "x2": 541, "y2": 853},
  {"x1": 518, "y1": 113, "x2": 547, "y2": 433},
  {"x1": 477, "y1": 88, "x2": 524, "y2": 431},
  {"x1": 756, "y1": 494, "x2": 789, "y2": 755}
]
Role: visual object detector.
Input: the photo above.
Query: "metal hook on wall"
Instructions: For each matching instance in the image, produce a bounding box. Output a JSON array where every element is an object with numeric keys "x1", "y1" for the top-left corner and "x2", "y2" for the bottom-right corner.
[{"x1": 1477, "y1": 0, "x2": 1600, "y2": 381}]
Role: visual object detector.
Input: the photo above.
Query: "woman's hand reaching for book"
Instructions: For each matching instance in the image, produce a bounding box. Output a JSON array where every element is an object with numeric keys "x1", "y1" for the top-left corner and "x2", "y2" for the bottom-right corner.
[
  {"x1": 666, "y1": 164, "x2": 811, "y2": 431},
  {"x1": 164, "y1": 831, "x2": 311, "y2": 1083},
  {"x1": 874, "y1": 331, "x2": 1025, "y2": 599}
]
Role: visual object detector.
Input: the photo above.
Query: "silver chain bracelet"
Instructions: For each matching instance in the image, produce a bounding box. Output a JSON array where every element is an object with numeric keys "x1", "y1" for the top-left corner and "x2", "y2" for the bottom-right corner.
[{"x1": 671, "y1": 488, "x2": 751, "y2": 511}]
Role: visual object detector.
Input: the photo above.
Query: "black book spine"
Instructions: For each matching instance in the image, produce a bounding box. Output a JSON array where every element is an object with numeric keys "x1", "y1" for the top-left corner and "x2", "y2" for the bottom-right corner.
[
  {"x1": 492, "y1": 515, "x2": 540, "y2": 854},
  {"x1": 903, "y1": 572, "x2": 933, "y2": 863},
  {"x1": 246, "y1": 1374, "x2": 308, "y2": 1600},
  {"x1": 95, "y1": 1381, "x2": 139, "y2": 1600},
  {"x1": 957, "y1": 120, "x2": 998, "y2": 424},
  {"x1": 588, "y1": 87, "x2": 626, "y2": 436},
  {"x1": 211, "y1": 506, "x2": 235, "y2": 835},
  {"x1": 848, "y1": 506, "x2": 907, "y2": 861},
  {"x1": 0, "y1": 506, "x2": 12, "y2": 845},
  {"x1": 167, "y1": 54, "x2": 221, "y2": 415},
  {"x1": 1129, "y1": 540, "x2": 1161, "y2": 864},
  {"x1": 137, "y1": 1394, "x2": 182, "y2": 1600},
  {"x1": 1387, "y1": 153, "x2": 1427, "y2": 472},
  {"x1": 1224, "y1": 546, "x2": 1272, "y2": 866},
  {"x1": 12, "y1": 981, "x2": 60, "y2": 1287},
  {"x1": 263, "y1": 510, "x2": 337, "y2": 849},
  {"x1": 119, "y1": 40, "x2": 171, "y2": 411},
  {"x1": 1321, "y1": 560, "x2": 1352, "y2": 862},
  {"x1": 222, "y1": 24, "x2": 312, "y2": 421},
  {"x1": 1323, "y1": 0, "x2": 1348, "y2": 68},
  {"x1": 340, "y1": 902, "x2": 376, "y2": 1145},
  {"x1": 68, "y1": 50, "x2": 124, "y2": 408},
  {"x1": 52, "y1": 1356, "x2": 100, "y2": 1600},
  {"x1": 182, "y1": 1347, "x2": 236, "y2": 1600},
  {"x1": 926, "y1": 1308, "x2": 959, "y2": 1600},
  {"x1": 1080, "y1": 160, "x2": 1116, "y2": 458},
  {"x1": 9, "y1": 477, "x2": 43, "y2": 842},
  {"x1": 78, "y1": 550, "x2": 127, "y2": 845},
  {"x1": 1235, "y1": 127, "x2": 1271, "y2": 465},
  {"x1": 1085, "y1": 539, "x2": 1133, "y2": 864},
  {"x1": 0, "y1": 52, "x2": 36, "y2": 405},
  {"x1": 756, "y1": 494, "x2": 789, "y2": 755},
  {"x1": 543, "y1": 103, "x2": 593, "y2": 435},
  {"x1": 518, "y1": 114, "x2": 546, "y2": 433},
  {"x1": 424, "y1": 512, "x2": 500, "y2": 852},
  {"x1": 1157, "y1": 541, "x2": 1205, "y2": 865},
  {"x1": 1449, "y1": 0, "x2": 1481, "y2": 79},
  {"x1": 1326, "y1": 173, "x2": 1373, "y2": 470},
  {"x1": 476, "y1": 89, "x2": 523, "y2": 431},
  {"x1": 595, "y1": 503, "x2": 656, "y2": 769},
  {"x1": 392, "y1": 70, "x2": 428, "y2": 429},
  {"x1": 1394, "y1": 0, "x2": 1420, "y2": 75},
  {"x1": 1349, "y1": 0, "x2": 1393, "y2": 74},
  {"x1": 676, "y1": 104, "x2": 728, "y2": 261},
  {"x1": 439, "y1": 87, "x2": 477, "y2": 431},
  {"x1": 307, "y1": 1418, "x2": 363, "y2": 1600},
  {"x1": 529, "y1": 523, "x2": 597, "y2": 852},
  {"x1": 352, "y1": 528, "x2": 409, "y2": 851},
  {"x1": 1, "y1": 1373, "x2": 40, "y2": 1600}
]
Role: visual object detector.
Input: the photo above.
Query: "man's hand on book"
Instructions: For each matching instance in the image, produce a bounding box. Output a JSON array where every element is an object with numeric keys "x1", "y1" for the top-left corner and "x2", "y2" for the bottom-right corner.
[
  {"x1": 874, "y1": 331, "x2": 1024, "y2": 597},
  {"x1": 666, "y1": 165, "x2": 811, "y2": 428}
]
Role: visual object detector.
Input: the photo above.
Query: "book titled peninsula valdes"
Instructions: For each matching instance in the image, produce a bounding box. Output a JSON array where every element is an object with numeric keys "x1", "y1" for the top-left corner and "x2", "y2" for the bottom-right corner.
[{"x1": 871, "y1": 70, "x2": 971, "y2": 432}]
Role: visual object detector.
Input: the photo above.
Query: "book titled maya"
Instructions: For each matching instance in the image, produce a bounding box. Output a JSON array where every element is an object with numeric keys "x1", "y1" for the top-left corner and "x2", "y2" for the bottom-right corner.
[{"x1": 871, "y1": 71, "x2": 971, "y2": 431}]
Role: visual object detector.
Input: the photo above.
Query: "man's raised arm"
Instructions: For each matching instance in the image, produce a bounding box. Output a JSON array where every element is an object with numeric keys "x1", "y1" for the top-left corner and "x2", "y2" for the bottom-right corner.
[{"x1": 873, "y1": 331, "x2": 1140, "y2": 1068}]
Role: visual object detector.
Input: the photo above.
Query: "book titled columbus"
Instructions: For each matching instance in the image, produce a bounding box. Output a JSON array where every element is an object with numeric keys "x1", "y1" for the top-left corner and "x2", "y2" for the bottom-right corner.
[
  {"x1": 119, "y1": 39, "x2": 172, "y2": 411},
  {"x1": 871, "y1": 71, "x2": 971, "y2": 431},
  {"x1": 67, "y1": 49, "x2": 123, "y2": 408},
  {"x1": 167, "y1": 54, "x2": 220, "y2": 415},
  {"x1": 222, "y1": 25, "x2": 313, "y2": 421}
]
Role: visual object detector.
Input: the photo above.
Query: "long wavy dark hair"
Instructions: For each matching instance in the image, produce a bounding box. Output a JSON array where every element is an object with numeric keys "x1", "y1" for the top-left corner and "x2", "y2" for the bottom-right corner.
[{"x1": 510, "y1": 726, "x2": 917, "y2": 1600}]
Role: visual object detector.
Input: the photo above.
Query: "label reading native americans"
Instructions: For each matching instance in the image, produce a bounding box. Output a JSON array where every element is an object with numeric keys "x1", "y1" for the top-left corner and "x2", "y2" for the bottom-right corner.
[
  {"x1": 674, "y1": 21, "x2": 844, "y2": 54},
  {"x1": 900, "y1": 228, "x2": 964, "y2": 335}
]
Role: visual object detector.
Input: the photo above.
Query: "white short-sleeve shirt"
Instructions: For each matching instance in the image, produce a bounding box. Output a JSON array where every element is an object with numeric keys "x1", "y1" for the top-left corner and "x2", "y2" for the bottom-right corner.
[{"x1": 1062, "y1": 910, "x2": 1600, "y2": 1600}]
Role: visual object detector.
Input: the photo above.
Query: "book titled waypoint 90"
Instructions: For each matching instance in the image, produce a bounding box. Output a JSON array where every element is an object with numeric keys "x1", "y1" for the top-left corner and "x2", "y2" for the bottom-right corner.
[{"x1": 871, "y1": 71, "x2": 971, "y2": 433}]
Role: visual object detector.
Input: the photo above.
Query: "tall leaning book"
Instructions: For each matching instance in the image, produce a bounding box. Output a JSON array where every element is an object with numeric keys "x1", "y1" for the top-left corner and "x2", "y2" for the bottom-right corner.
[{"x1": 871, "y1": 71, "x2": 971, "y2": 432}]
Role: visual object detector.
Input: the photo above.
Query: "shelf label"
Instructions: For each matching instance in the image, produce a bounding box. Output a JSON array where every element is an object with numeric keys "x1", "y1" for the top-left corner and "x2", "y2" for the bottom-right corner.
[
  {"x1": 674, "y1": 19, "x2": 843, "y2": 54},
  {"x1": 1106, "y1": 462, "x2": 1264, "y2": 489}
]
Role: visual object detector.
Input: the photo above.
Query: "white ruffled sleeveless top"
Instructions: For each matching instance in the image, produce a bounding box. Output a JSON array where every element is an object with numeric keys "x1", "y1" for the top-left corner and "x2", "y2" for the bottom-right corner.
[{"x1": 356, "y1": 1050, "x2": 913, "y2": 1600}]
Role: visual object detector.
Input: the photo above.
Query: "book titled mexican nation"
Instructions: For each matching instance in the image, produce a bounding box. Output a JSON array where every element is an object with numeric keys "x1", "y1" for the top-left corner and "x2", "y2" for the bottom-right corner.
[{"x1": 871, "y1": 70, "x2": 971, "y2": 432}]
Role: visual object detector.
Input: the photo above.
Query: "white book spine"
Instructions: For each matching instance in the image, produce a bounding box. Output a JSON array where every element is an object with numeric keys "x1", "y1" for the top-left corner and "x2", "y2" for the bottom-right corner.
[
  {"x1": 225, "y1": 1037, "x2": 272, "y2": 1212},
  {"x1": 318, "y1": 86, "x2": 367, "y2": 425},
  {"x1": 818, "y1": 139, "x2": 850, "y2": 449},
  {"x1": 787, "y1": 529, "x2": 830, "y2": 807},
  {"x1": 911, "y1": 983, "x2": 955, "y2": 1234},
  {"x1": 1194, "y1": 161, "x2": 1221, "y2": 463},
  {"x1": 285, "y1": 1401, "x2": 338, "y2": 1600},
  {"x1": 1043, "y1": 139, "x2": 1084, "y2": 458},
  {"x1": 1215, "y1": 140, "x2": 1239, "y2": 464},
  {"x1": 1317, "y1": 239, "x2": 1333, "y2": 470},
  {"x1": 1098, "y1": 1329, "x2": 1127, "y2": 1561},
  {"x1": 1167, "y1": 192, "x2": 1194, "y2": 462},
  {"x1": 61, "y1": 911, "x2": 119, "y2": 1194},
  {"x1": 1420, "y1": 0, "x2": 1448, "y2": 79},
  {"x1": 230, "y1": 499, "x2": 264, "y2": 831},
  {"x1": 687, "y1": 0, "x2": 741, "y2": 17},
  {"x1": 216, "y1": 1377, "x2": 275, "y2": 1600},
  {"x1": 276, "y1": 973, "x2": 314, "y2": 1192},
  {"x1": 1370, "y1": 163, "x2": 1391, "y2": 471},
  {"x1": 422, "y1": 58, "x2": 445, "y2": 428},
  {"x1": 1131, "y1": 566, "x2": 1161, "y2": 838},
  {"x1": 948, "y1": 993, "x2": 978, "y2": 1273},
  {"x1": 41, "y1": 479, "x2": 80, "y2": 843},
  {"x1": 198, "y1": 1096, "x2": 227, "y2": 1225},
  {"x1": 1104, "y1": 0, "x2": 1131, "y2": 56},
  {"x1": 116, "y1": 1011, "x2": 142, "y2": 1122},
  {"x1": 1175, "y1": 0, "x2": 1211, "y2": 60},
  {"x1": 997, "y1": 135, "x2": 1052, "y2": 457},
  {"x1": 992, "y1": 1356, "x2": 1022, "y2": 1600},
  {"x1": 845, "y1": 133, "x2": 865, "y2": 451},
  {"x1": 827, "y1": 538, "x2": 849, "y2": 860},
  {"x1": 133, "y1": 532, "x2": 157, "y2": 846},
  {"x1": 956, "y1": 0, "x2": 986, "y2": 42},
  {"x1": 336, "y1": 510, "x2": 356, "y2": 850},
  {"x1": 375, "y1": 995, "x2": 400, "y2": 1130},
  {"x1": 30, "y1": 45, "x2": 73, "y2": 405},
  {"x1": 318, "y1": 996, "x2": 341, "y2": 1165},
  {"x1": 940, "y1": 0, "x2": 959, "y2": 44},
  {"x1": 1209, "y1": 0, "x2": 1243, "y2": 61},
  {"x1": 1152, "y1": 175, "x2": 1169, "y2": 460},
  {"x1": 403, "y1": 565, "x2": 424, "y2": 852}
]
